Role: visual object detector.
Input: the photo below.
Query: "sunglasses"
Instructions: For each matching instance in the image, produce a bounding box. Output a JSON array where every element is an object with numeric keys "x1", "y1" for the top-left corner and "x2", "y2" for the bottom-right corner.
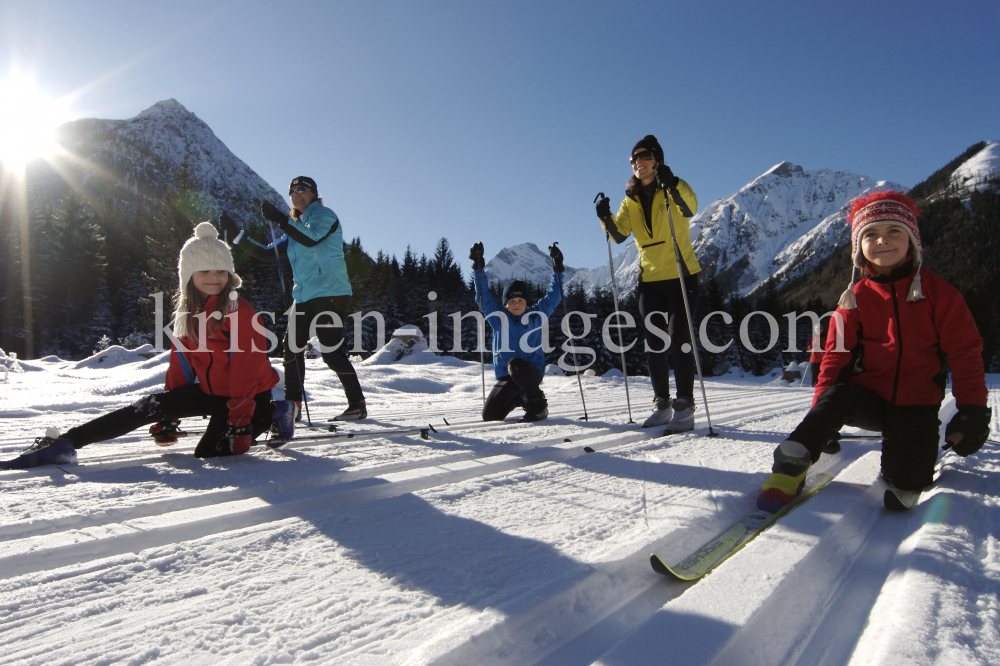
[
  {"x1": 289, "y1": 186, "x2": 312, "y2": 195},
  {"x1": 630, "y1": 150, "x2": 656, "y2": 165}
]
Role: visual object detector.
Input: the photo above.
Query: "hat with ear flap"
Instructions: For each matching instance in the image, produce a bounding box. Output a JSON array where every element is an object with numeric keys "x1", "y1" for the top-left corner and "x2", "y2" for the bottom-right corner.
[
  {"x1": 178, "y1": 221, "x2": 242, "y2": 292},
  {"x1": 838, "y1": 190, "x2": 923, "y2": 309}
]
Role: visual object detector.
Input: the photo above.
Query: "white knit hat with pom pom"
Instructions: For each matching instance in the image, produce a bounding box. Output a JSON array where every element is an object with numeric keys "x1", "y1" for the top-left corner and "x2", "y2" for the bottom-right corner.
[{"x1": 178, "y1": 221, "x2": 242, "y2": 291}]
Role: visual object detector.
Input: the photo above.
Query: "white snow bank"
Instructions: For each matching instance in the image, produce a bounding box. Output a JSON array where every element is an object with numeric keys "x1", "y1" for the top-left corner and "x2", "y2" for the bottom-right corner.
[{"x1": 74, "y1": 344, "x2": 157, "y2": 369}]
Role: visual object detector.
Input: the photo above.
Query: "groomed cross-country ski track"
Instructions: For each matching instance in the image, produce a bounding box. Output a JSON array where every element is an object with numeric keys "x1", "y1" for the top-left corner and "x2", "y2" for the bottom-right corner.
[{"x1": 2, "y1": 352, "x2": 999, "y2": 665}]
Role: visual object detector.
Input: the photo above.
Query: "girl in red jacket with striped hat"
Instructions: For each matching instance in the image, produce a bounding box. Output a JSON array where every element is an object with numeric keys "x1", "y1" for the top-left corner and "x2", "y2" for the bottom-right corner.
[
  {"x1": 758, "y1": 190, "x2": 992, "y2": 511},
  {"x1": 1, "y1": 222, "x2": 282, "y2": 469}
]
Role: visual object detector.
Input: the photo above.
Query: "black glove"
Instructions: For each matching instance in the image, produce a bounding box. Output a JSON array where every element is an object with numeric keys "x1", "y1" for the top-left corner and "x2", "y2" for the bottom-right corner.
[
  {"x1": 944, "y1": 405, "x2": 993, "y2": 456},
  {"x1": 469, "y1": 242, "x2": 485, "y2": 270},
  {"x1": 548, "y1": 242, "x2": 564, "y2": 273},
  {"x1": 261, "y1": 201, "x2": 289, "y2": 226},
  {"x1": 655, "y1": 164, "x2": 679, "y2": 190},
  {"x1": 595, "y1": 194, "x2": 612, "y2": 223},
  {"x1": 218, "y1": 211, "x2": 240, "y2": 240}
]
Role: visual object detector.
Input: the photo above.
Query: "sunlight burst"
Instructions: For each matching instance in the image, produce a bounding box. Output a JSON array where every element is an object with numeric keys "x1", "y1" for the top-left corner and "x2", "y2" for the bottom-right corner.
[{"x1": 0, "y1": 71, "x2": 70, "y2": 171}]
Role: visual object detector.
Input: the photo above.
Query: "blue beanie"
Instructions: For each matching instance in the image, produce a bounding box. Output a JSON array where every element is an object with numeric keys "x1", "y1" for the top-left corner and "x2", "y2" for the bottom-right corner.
[{"x1": 502, "y1": 280, "x2": 527, "y2": 304}]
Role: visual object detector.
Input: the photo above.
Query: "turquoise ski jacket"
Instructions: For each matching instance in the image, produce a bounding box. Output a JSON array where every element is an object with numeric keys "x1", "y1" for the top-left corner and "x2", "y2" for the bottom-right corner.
[{"x1": 247, "y1": 201, "x2": 352, "y2": 303}]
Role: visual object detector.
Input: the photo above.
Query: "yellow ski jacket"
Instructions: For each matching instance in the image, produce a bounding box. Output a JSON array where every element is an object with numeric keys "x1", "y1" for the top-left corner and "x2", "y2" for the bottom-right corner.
[{"x1": 601, "y1": 179, "x2": 701, "y2": 282}]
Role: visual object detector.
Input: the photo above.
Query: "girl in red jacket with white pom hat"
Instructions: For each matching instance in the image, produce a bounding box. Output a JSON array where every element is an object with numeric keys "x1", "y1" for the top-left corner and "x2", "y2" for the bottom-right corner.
[
  {"x1": 1, "y1": 222, "x2": 282, "y2": 469},
  {"x1": 758, "y1": 191, "x2": 992, "y2": 511}
]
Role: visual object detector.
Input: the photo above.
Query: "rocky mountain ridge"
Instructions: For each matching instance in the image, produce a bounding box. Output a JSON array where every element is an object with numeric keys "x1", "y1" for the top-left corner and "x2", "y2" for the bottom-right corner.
[{"x1": 31, "y1": 98, "x2": 286, "y2": 225}]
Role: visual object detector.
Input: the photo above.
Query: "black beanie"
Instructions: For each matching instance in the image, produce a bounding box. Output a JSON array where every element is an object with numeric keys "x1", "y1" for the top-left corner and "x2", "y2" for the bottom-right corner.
[
  {"x1": 502, "y1": 280, "x2": 528, "y2": 304},
  {"x1": 632, "y1": 135, "x2": 664, "y2": 165},
  {"x1": 289, "y1": 176, "x2": 317, "y2": 195}
]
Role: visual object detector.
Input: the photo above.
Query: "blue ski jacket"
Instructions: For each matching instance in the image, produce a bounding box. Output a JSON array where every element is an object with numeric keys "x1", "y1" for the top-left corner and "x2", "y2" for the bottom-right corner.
[
  {"x1": 473, "y1": 268, "x2": 563, "y2": 379},
  {"x1": 245, "y1": 201, "x2": 352, "y2": 303}
]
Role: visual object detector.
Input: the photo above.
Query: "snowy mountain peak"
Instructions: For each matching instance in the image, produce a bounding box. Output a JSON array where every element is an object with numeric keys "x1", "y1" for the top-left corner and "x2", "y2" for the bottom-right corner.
[
  {"x1": 38, "y1": 99, "x2": 287, "y2": 226},
  {"x1": 135, "y1": 98, "x2": 191, "y2": 119},
  {"x1": 485, "y1": 242, "x2": 577, "y2": 287},
  {"x1": 762, "y1": 161, "x2": 804, "y2": 178}
]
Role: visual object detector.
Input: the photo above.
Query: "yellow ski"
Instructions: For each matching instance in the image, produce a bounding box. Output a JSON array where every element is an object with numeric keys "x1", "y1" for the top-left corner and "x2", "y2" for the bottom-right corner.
[{"x1": 650, "y1": 473, "x2": 834, "y2": 580}]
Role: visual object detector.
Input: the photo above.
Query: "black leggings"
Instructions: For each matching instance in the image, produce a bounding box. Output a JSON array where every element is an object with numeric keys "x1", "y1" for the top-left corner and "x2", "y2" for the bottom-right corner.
[
  {"x1": 482, "y1": 358, "x2": 545, "y2": 421},
  {"x1": 638, "y1": 275, "x2": 699, "y2": 402},
  {"x1": 62, "y1": 384, "x2": 274, "y2": 458},
  {"x1": 283, "y1": 295, "x2": 365, "y2": 405},
  {"x1": 789, "y1": 384, "x2": 941, "y2": 490}
]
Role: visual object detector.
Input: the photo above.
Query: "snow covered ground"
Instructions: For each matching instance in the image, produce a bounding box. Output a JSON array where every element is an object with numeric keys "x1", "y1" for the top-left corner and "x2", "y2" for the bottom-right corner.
[{"x1": 1, "y1": 348, "x2": 999, "y2": 665}]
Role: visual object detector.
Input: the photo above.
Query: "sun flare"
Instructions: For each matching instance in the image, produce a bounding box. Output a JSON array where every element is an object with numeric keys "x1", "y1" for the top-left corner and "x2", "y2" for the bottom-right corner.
[{"x1": 0, "y1": 71, "x2": 70, "y2": 171}]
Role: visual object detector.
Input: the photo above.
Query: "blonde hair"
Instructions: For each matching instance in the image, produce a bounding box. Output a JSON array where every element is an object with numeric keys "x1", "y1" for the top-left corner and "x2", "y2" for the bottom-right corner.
[
  {"x1": 290, "y1": 196, "x2": 323, "y2": 221},
  {"x1": 172, "y1": 275, "x2": 238, "y2": 343}
]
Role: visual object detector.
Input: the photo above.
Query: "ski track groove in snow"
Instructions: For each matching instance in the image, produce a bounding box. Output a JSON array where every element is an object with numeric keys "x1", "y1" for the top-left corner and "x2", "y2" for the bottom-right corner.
[
  {"x1": 0, "y1": 391, "x2": 813, "y2": 580},
  {"x1": 2, "y1": 357, "x2": 997, "y2": 665}
]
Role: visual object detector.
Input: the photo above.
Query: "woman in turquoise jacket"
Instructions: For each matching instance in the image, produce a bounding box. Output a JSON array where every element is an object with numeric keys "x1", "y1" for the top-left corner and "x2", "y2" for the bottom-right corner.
[
  {"x1": 470, "y1": 242, "x2": 563, "y2": 422},
  {"x1": 220, "y1": 176, "x2": 366, "y2": 421}
]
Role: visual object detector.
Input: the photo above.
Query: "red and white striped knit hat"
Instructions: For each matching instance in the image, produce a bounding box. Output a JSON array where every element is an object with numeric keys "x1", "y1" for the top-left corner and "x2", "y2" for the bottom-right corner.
[{"x1": 839, "y1": 190, "x2": 923, "y2": 309}]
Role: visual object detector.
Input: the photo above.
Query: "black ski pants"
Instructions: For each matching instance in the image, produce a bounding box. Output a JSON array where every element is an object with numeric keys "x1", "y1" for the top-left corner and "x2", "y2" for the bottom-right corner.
[
  {"x1": 482, "y1": 358, "x2": 545, "y2": 421},
  {"x1": 638, "y1": 275, "x2": 699, "y2": 403},
  {"x1": 62, "y1": 384, "x2": 274, "y2": 458},
  {"x1": 283, "y1": 295, "x2": 365, "y2": 405},
  {"x1": 788, "y1": 384, "x2": 941, "y2": 490}
]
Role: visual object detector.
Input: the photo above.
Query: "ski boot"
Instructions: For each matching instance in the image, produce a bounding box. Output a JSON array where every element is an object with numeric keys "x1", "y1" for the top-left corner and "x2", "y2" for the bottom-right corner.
[
  {"x1": 334, "y1": 400, "x2": 367, "y2": 421},
  {"x1": 522, "y1": 401, "x2": 549, "y2": 423},
  {"x1": 663, "y1": 398, "x2": 696, "y2": 435},
  {"x1": 642, "y1": 398, "x2": 673, "y2": 428},
  {"x1": 757, "y1": 440, "x2": 812, "y2": 513},
  {"x1": 0, "y1": 428, "x2": 78, "y2": 470},
  {"x1": 149, "y1": 419, "x2": 187, "y2": 446},
  {"x1": 268, "y1": 400, "x2": 297, "y2": 448}
]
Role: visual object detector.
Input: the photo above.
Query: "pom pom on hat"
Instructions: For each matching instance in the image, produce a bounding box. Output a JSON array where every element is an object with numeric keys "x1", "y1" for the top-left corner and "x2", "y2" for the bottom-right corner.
[
  {"x1": 178, "y1": 222, "x2": 241, "y2": 291},
  {"x1": 194, "y1": 221, "x2": 219, "y2": 239},
  {"x1": 174, "y1": 221, "x2": 242, "y2": 338}
]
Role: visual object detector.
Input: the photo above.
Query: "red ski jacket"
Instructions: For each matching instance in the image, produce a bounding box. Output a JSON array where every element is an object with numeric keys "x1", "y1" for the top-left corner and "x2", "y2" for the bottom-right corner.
[
  {"x1": 815, "y1": 265, "x2": 986, "y2": 408},
  {"x1": 165, "y1": 296, "x2": 279, "y2": 424}
]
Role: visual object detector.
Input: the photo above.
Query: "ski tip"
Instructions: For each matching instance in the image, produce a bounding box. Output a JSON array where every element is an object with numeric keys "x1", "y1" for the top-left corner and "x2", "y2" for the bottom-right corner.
[
  {"x1": 650, "y1": 554, "x2": 673, "y2": 577},
  {"x1": 883, "y1": 489, "x2": 917, "y2": 511},
  {"x1": 583, "y1": 446, "x2": 595, "y2": 453}
]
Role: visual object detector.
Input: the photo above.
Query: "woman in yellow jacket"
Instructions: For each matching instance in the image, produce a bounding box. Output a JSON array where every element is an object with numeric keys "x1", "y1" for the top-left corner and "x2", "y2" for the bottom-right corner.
[{"x1": 596, "y1": 135, "x2": 701, "y2": 431}]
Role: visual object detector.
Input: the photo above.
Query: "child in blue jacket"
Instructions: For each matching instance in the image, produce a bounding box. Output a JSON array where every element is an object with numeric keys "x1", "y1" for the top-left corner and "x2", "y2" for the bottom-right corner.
[{"x1": 470, "y1": 242, "x2": 563, "y2": 422}]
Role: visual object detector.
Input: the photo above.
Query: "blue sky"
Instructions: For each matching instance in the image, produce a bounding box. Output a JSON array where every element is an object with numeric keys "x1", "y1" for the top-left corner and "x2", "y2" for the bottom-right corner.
[{"x1": 4, "y1": 0, "x2": 998, "y2": 271}]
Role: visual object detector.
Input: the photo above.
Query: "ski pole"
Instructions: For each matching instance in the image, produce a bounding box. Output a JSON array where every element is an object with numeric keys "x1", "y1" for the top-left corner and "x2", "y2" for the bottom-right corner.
[
  {"x1": 663, "y1": 188, "x2": 718, "y2": 437},
  {"x1": 550, "y1": 243, "x2": 589, "y2": 421},
  {"x1": 595, "y1": 193, "x2": 635, "y2": 424},
  {"x1": 269, "y1": 220, "x2": 311, "y2": 425},
  {"x1": 475, "y1": 274, "x2": 487, "y2": 408}
]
